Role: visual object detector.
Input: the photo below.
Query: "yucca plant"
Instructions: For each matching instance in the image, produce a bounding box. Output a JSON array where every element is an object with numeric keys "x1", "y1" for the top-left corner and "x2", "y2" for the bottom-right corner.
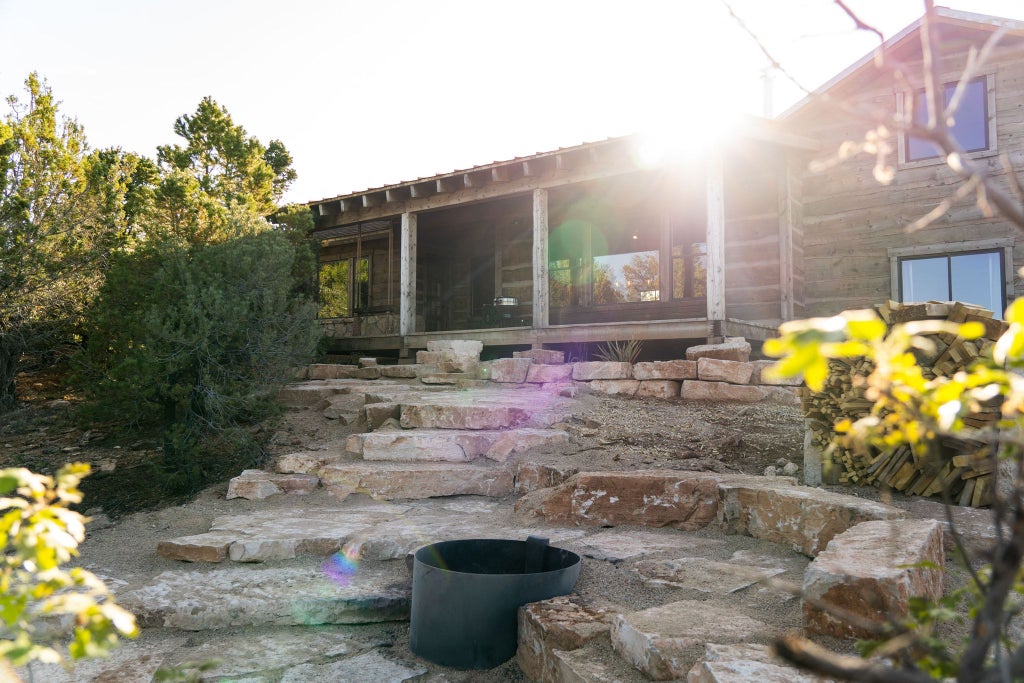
[{"x1": 594, "y1": 339, "x2": 642, "y2": 364}]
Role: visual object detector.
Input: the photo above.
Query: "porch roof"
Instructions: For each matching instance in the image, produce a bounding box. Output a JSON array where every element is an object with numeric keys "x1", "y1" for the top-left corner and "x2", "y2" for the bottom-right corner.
[{"x1": 305, "y1": 115, "x2": 817, "y2": 222}]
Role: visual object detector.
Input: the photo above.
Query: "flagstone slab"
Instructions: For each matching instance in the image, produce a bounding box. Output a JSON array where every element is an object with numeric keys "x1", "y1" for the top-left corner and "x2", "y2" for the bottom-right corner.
[
  {"x1": 280, "y1": 650, "x2": 427, "y2": 683},
  {"x1": 14, "y1": 632, "x2": 189, "y2": 683},
  {"x1": 121, "y1": 565, "x2": 410, "y2": 630},
  {"x1": 577, "y1": 530, "x2": 724, "y2": 563},
  {"x1": 159, "y1": 626, "x2": 371, "y2": 680},
  {"x1": 688, "y1": 643, "x2": 834, "y2": 683},
  {"x1": 320, "y1": 462, "x2": 514, "y2": 499},
  {"x1": 632, "y1": 557, "x2": 785, "y2": 594},
  {"x1": 611, "y1": 600, "x2": 771, "y2": 680}
]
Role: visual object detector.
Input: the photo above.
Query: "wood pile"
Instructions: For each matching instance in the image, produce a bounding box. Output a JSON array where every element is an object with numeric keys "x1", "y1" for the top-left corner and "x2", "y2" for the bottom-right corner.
[{"x1": 802, "y1": 300, "x2": 1008, "y2": 507}]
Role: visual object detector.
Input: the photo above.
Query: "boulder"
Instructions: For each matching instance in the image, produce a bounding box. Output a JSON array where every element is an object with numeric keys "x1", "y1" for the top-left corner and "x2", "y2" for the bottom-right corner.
[
  {"x1": 696, "y1": 358, "x2": 753, "y2": 384},
  {"x1": 484, "y1": 429, "x2": 569, "y2": 463},
  {"x1": 717, "y1": 479, "x2": 905, "y2": 557},
  {"x1": 517, "y1": 596, "x2": 618, "y2": 683},
  {"x1": 514, "y1": 461, "x2": 579, "y2": 495},
  {"x1": 585, "y1": 379, "x2": 640, "y2": 397},
  {"x1": 632, "y1": 360, "x2": 697, "y2": 381},
  {"x1": 750, "y1": 360, "x2": 803, "y2": 386},
  {"x1": 681, "y1": 381, "x2": 766, "y2": 403},
  {"x1": 358, "y1": 357, "x2": 378, "y2": 368},
  {"x1": 527, "y1": 364, "x2": 574, "y2": 383},
  {"x1": 417, "y1": 373, "x2": 463, "y2": 385},
  {"x1": 637, "y1": 380, "x2": 681, "y2": 399},
  {"x1": 426, "y1": 340, "x2": 483, "y2": 356},
  {"x1": 515, "y1": 471, "x2": 721, "y2": 531},
  {"x1": 486, "y1": 357, "x2": 532, "y2": 383},
  {"x1": 514, "y1": 349, "x2": 565, "y2": 364},
  {"x1": 364, "y1": 402, "x2": 401, "y2": 430},
  {"x1": 803, "y1": 519, "x2": 944, "y2": 638},
  {"x1": 572, "y1": 361, "x2": 632, "y2": 380},
  {"x1": 415, "y1": 351, "x2": 441, "y2": 365},
  {"x1": 275, "y1": 451, "x2": 345, "y2": 474},
  {"x1": 226, "y1": 470, "x2": 319, "y2": 500},
  {"x1": 350, "y1": 367, "x2": 381, "y2": 380},
  {"x1": 380, "y1": 365, "x2": 419, "y2": 379},
  {"x1": 685, "y1": 340, "x2": 751, "y2": 363},
  {"x1": 307, "y1": 364, "x2": 359, "y2": 380}
]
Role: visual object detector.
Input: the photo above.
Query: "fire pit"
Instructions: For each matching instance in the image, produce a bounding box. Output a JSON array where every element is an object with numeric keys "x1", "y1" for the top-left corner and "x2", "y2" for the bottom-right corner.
[{"x1": 409, "y1": 536, "x2": 581, "y2": 669}]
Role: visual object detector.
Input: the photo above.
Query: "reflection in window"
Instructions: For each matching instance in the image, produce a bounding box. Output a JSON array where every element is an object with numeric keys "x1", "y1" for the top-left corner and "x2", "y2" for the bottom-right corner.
[
  {"x1": 900, "y1": 250, "x2": 1003, "y2": 316},
  {"x1": 906, "y1": 77, "x2": 989, "y2": 161},
  {"x1": 593, "y1": 251, "x2": 659, "y2": 304},
  {"x1": 672, "y1": 242, "x2": 707, "y2": 299},
  {"x1": 318, "y1": 256, "x2": 369, "y2": 318},
  {"x1": 549, "y1": 258, "x2": 575, "y2": 307}
]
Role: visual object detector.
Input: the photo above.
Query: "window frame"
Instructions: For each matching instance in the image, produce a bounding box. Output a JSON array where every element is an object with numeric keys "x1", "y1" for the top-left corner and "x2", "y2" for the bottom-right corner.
[
  {"x1": 888, "y1": 239, "x2": 1013, "y2": 315},
  {"x1": 895, "y1": 71, "x2": 997, "y2": 169}
]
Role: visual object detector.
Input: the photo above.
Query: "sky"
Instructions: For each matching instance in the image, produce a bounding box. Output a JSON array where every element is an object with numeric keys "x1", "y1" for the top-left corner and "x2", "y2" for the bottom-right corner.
[{"x1": 2, "y1": 0, "x2": 1023, "y2": 205}]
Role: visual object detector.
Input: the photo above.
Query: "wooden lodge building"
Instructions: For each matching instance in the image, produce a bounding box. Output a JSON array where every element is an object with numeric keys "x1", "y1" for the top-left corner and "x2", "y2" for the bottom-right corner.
[{"x1": 306, "y1": 8, "x2": 1024, "y2": 360}]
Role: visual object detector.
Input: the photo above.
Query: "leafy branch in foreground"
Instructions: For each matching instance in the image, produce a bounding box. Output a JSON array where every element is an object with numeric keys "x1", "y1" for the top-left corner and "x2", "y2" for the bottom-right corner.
[
  {"x1": 765, "y1": 301, "x2": 1024, "y2": 682},
  {"x1": 0, "y1": 464, "x2": 137, "y2": 673}
]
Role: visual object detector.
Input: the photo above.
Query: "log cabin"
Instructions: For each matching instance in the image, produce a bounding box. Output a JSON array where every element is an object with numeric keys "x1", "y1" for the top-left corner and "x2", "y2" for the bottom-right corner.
[
  {"x1": 783, "y1": 7, "x2": 1024, "y2": 319},
  {"x1": 305, "y1": 8, "x2": 1024, "y2": 359}
]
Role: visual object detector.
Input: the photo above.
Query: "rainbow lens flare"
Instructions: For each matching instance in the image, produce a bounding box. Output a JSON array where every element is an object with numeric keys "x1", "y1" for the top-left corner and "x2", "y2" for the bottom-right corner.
[{"x1": 323, "y1": 542, "x2": 361, "y2": 586}]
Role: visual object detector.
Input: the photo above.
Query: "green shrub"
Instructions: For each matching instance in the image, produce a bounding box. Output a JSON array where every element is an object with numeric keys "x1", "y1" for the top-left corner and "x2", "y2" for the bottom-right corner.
[{"x1": 77, "y1": 228, "x2": 319, "y2": 492}]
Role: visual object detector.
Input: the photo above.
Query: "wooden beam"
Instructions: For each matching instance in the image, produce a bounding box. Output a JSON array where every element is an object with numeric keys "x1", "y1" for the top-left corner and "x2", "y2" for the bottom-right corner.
[
  {"x1": 705, "y1": 153, "x2": 726, "y2": 321},
  {"x1": 463, "y1": 173, "x2": 478, "y2": 189},
  {"x1": 400, "y1": 212, "x2": 417, "y2": 337},
  {"x1": 436, "y1": 177, "x2": 458, "y2": 194},
  {"x1": 362, "y1": 193, "x2": 382, "y2": 209},
  {"x1": 659, "y1": 209, "x2": 672, "y2": 303},
  {"x1": 385, "y1": 188, "x2": 407, "y2": 203},
  {"x1": 555, "y1": 154, "x2": 569, "y2": 173},
  {"x1": 532, "y1": 188, "x2": 550, "y2": 329},
  {"x1": 410, "y1": 182, "x2": 434, "y2": 199},
  {"x1": 340, "y1": 198, "x2": 361, "y2": 213},
  {"x1": 522, "y1": 160, "x2": 539, "y2": 177},
  {"x1": 315, "y1": 161, "x2": 639, "y2": 227},
  {"x1": 491, "y1": 166, "x2": 510, "y2": 183}
]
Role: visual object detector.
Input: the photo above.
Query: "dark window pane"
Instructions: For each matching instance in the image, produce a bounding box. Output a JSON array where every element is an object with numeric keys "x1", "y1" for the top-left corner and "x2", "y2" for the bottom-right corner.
[
  {"x1": 901, "y1": 257, "x2": 949, "y2": 302},
  {"x1": 951, "y1": 252, "x2": 1002, "y2": 315}
]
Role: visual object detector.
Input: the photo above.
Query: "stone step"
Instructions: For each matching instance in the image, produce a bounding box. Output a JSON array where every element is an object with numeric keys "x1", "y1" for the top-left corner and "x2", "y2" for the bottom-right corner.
[
  {"x1": 157, "y1": 505, "x2": 412, "y2": 563},
  {"x1": 20, "y1": 626, "x2": 428, "y2": 683},
  {"x1": 320, "y1": 462, "x2": 514, "y2": 500},
  {"x1": 516, "y1": 470, "x2": 905, "y2": 558},
  {"x1": 120, "y1": 563, "x2": 410, "y2": 631},
  {"x1": 610, "y1": 600, "x2": 774, "y2": 681},
  {"x1": 348, "y1": 428, "x2": 569, "y2": 463},
  {"x1": 157, "y1": 499, "x2": 587, "y2": 565}
]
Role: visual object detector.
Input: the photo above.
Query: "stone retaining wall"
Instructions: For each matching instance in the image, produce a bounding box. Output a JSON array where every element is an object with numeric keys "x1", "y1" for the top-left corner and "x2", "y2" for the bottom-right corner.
[{"x1": 304, "y1": 338, "x2": 803, "y2": 405}]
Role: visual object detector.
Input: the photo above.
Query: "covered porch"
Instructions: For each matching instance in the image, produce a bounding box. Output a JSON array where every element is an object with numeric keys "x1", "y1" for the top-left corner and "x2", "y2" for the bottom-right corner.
[{"x1": 309, "y1": 122, "x2": 816, "y2": 357}]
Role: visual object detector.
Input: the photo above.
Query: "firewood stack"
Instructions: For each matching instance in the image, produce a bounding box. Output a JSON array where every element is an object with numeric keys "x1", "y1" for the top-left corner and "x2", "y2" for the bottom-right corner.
[{"x1": 802, "y1": 300, "x2": 1008, "y2": 507}]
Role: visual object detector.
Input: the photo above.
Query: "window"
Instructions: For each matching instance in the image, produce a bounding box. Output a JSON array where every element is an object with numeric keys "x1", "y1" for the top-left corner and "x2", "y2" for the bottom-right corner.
[
  {"x1": 548, "y1": 223, "x2": 661, "y2": 307},
  {"x1": 318, "y1": 256, "x2": 369, "y2": 318},
  {"x1": 902, "y1": 76, "x2": 992, "y2": 162},
  {"x1": 899, "y1": 249, "x2": 1004, "y2": 315}
]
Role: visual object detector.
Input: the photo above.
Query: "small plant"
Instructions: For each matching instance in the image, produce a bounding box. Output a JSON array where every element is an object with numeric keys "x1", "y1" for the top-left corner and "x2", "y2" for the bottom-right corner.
[
  {"x1": 594, "y1": 339, "x2": 642, "y2": 364},
  {"x1": 0, "y1": 464, "x2": 138, "y2": 672}
]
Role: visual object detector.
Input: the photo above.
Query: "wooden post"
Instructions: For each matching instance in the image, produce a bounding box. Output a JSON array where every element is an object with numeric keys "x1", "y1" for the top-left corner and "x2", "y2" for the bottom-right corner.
[
  {"x1": 778, "y1": 160, "x2": 795, "y2": 321},
  {"x1": 532, "y1": 188, "x2": 549, "y2": 329},
  {"x1": 400, "y1": 212, "x2": 417, "y2": 337},
  {"x1": 705, "y1": 153, "x2": 726, "y2": 321}
]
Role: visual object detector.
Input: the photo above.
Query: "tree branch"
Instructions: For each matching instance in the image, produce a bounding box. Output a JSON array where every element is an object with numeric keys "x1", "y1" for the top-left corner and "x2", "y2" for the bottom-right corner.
[{"x1": 774, "y1": 634, "x2": 938, "y2": 683}]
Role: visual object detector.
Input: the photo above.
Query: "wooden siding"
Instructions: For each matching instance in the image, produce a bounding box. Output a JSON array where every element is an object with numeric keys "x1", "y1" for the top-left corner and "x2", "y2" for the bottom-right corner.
[
  {"x1": 790, "y1": 38, "x2": 1024, "y2": 317},
  {"x1": 723, "y1": 146, "x2": 784, "y2": 323}
]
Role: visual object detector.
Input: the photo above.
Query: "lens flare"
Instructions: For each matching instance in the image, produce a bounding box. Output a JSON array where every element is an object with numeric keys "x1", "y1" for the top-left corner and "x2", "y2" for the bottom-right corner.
[{"x1": 323, "y1": 541, "x2": 361, "y2": 586}]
